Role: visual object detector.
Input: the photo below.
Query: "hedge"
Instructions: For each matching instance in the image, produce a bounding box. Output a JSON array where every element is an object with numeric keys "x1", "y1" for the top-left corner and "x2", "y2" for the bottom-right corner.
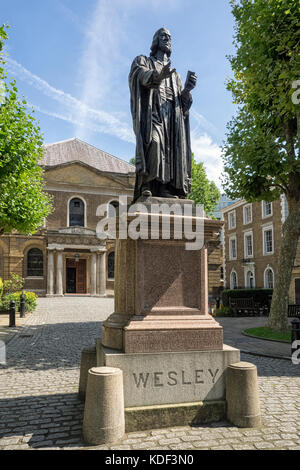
[
  {"x1": 1, "y1": 291, "x2": 38, "y2": 313},
  {"x1": 222, "y1": 289, "x2": 273, "y2": 308}
]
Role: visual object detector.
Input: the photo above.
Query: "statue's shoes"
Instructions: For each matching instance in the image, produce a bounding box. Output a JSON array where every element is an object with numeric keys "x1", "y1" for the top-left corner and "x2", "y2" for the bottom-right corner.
[{"x1": 142, "y1": 189, "x2": 152, "y2": 197}]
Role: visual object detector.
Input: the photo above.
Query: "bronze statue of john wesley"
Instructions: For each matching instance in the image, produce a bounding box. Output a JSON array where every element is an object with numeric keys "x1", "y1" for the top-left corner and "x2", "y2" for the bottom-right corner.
[{"x1": 129, "y1": 28, "x2": 197, "y2": 200}]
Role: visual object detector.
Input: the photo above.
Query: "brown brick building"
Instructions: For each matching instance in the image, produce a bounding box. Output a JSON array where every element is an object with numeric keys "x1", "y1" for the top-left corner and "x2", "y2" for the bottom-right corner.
[
  {"x1": 221, "y1": 197, "x2": 300, "y2": 303},
  {"x1": 0, "y1": 137, "x2": 222, "y2": 297},
  {"x1": 0, "y1": 138, "x2": 136, "y2": 296}
]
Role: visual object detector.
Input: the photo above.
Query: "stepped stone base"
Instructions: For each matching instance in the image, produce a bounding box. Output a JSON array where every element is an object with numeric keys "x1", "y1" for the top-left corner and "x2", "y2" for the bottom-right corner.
[{"x1": 124, "y1": 400, "x2": 226, "y2": 433}]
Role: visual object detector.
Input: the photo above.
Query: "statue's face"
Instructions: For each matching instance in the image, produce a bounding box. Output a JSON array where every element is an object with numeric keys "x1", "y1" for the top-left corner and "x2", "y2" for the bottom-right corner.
[{"x1": 158, "y1": 29, "x2": 171, "y2": 54}]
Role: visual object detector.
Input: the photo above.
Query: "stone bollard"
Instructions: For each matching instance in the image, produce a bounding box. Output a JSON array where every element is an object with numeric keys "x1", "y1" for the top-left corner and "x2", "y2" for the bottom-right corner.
[
  {"x1": 82, "y1": 367, "x2": 125, "y2": 445},
  {"x1": 78, "y1": 346, "x2": 97, "y2": 402},
  {"x1": 226, "y1": 361, "x2": 261, "y2": 428}
]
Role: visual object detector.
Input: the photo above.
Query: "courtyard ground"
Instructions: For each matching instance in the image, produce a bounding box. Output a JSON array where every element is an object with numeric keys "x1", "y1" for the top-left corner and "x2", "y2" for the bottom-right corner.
[{"x1": 0, "y1": 297, "x2": 299, "y2": 450}]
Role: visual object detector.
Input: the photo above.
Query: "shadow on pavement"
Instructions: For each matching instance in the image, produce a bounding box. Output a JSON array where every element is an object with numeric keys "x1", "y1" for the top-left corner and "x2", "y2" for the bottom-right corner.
[
  {"x1": 1, "y1": 321, "x2": 102, "y2": 371},
  {"x1": 0, "y1": 392, "x2": 86, "y2": 448}
]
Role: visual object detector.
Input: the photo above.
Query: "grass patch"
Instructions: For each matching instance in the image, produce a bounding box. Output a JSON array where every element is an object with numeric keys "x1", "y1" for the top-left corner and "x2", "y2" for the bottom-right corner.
[{"x1": 244, "y1": 326, "x2": 290, "y2": 343}]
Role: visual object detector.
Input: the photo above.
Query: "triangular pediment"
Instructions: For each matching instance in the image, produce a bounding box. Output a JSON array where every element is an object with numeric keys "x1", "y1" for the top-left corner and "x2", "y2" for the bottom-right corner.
[{"x1": 44, "y1": 162, "x2": 133, "y2": 190}]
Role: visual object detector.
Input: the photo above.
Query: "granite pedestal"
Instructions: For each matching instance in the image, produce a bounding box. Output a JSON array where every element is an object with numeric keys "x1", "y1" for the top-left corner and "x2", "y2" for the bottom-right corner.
[{"x1": 96, "y1": 199, "x2": 240, "y2": 431}]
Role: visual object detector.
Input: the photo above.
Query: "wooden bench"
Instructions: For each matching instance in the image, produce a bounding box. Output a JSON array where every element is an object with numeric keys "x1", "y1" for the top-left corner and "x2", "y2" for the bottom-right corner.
[
  {"x1": 288, "y1": 305, "x2": 300, "y2": 318},
  {"x1": 229, "y1": 297, "x2": 262, "y2": 316}
]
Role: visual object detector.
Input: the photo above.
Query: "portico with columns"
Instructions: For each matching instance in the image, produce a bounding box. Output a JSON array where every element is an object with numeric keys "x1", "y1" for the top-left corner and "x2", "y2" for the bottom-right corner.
[{"x1": 46, "y1": 242, "x2": 107, "y2": 297}]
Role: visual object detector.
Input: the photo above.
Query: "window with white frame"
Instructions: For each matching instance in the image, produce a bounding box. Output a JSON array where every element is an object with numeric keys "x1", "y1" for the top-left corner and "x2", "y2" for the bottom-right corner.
[
  {"x1": 244, "y1": 232, "x2": 253, "y2": 258},
  {"x1": 230, "y1": 270, "x2": 238, "y2": 289},
  {"x1": 264, "y1": 267, "x2": 274, "y2": 289},
  {"x1": 246, "y1": 270, "x2": 255, "y2": 288},
  {"x1": 243, "y1": 204, "x2": 252, "y2": 224},
  {"x1": 69, "y1": 197, "x2": 85, "y2": 227},
  {"x1": 229, "y1": 236, "x2": 237, "y2": 260},
  {"x1": 107, "y1": 200, "x2": 120, "y2": 218},
  {"x1": 262, "y1": 200, "x2": 273, "y2": 218},
  {"x1": 263, "y1": 226, "x2": 274, "y2": 254},
  {"x1": 228, "y1": 210, "x2": 236, "y2": 230}
]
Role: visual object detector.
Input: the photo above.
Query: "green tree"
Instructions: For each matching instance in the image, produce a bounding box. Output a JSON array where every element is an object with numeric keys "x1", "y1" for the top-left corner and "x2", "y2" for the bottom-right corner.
[
  {"x1": 188, "y1": 156, "x2": 221, "y2": 217},
  {"x1": 222, "y1": 0, "x2": 300, "y2": 331},
  {"x1": 0, "y1": 24, "x2": 52, "y2": 234}
]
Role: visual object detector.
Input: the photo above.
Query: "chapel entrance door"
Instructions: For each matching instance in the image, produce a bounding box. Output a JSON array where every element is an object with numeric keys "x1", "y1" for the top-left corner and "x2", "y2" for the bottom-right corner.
[{"x1": 66, "y1": 258, "x2": 87, "y2": 294}]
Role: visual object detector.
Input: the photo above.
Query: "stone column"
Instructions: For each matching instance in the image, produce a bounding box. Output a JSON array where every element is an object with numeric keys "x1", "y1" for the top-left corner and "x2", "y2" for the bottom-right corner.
[
  {"x1": 55, "y1": 249, "x2": 64, "y2": 296},
  {"x1": 90, "y1": 251, "x2": 97, "y2": 297},
  {"x1": 46, "y1": 249, "x2": 54, "y2": 297},
  {"x1": 99, "y1": 251, "x2": 106, "y2": 296}
]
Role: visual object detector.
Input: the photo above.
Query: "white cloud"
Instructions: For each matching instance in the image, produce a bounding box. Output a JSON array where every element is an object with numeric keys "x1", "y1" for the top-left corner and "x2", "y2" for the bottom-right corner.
[
  {"x1": 6, "y1": 57, "x2": 135, "y2": 144},
  {"x1": 191, "y1": 132, "x2": 223, "y2": 189}
]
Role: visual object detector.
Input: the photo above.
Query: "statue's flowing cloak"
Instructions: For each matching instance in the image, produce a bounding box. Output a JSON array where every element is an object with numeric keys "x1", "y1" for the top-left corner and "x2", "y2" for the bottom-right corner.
[{"x1": 129, "y1": 55, "x2": 193, "y2": 200}]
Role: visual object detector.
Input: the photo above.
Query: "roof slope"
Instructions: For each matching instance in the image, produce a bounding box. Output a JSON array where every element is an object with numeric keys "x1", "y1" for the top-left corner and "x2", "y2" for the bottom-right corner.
[{"x1": 40, "y1": 138, "x2": 135, "y2": 175}]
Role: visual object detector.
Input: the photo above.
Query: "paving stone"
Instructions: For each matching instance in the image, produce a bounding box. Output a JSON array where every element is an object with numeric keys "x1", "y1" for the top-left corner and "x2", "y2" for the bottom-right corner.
[
  {"x1": 169, "y1": 443, "x2": 195, "y2": 450},
  {"x1": 191, "y1": 441, "x2": 218, "y2": 448},
  {"x1": 254, "y1": 442, "x2": 275, "y2": 449},
  {"x1": 0, "y1": 298, "x2": 300, "y2": 452},
  {"x1": 210, "y1": 445, "x2": 233, "y2": 450},
  {"x1": 158, "y1": 438, "x2": 181, "y2": 445},
  {"x1": 232, "y1": 444, "x2": 256, "y2": 450}
]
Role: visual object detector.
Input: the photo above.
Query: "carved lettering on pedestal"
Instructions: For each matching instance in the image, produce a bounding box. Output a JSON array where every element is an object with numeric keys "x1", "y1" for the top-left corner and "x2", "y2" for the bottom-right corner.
[{"x1": 132, "y1": 369, "x2": 220, "y2": 389}]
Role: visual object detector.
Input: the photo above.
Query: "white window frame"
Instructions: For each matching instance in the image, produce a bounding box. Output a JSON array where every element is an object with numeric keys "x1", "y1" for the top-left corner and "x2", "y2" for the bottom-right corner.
[
  {"x1": 107, "y1": 199, "x2": 120, "y2": 218},
  {"x1": 67, "y1": 195, "x2": 87, "y2": 228},
  {"x1": 263, "y1": 225, "x2": 274, "y2": 255},
  {"x1": 262, "y1": 200, "x2": 273, "y2": 219},
  {"x1": 230, "y1": 270, "x2": 238, "y2": 289},
  {"x1": 244, "y1": 231, "x2": 253, "y2": 258},
  {"x1": 264, "y1": 266, "x2": 274, "y2": 289},
  {"x1": 229, "y1": 235, "x2": 237, "y2": 260},
  {"x1": 243, "y1": 204, "x2": 252, "y2": 225},
  {"x1": 228, "y1": 210, "x2": 236, "y2": 230},
  {"x1": 245, "y1": 269, "x2": 255, "y2": 289},
  {"x1": 294, "y1": 277, "x2": 300, "y2": 304}
]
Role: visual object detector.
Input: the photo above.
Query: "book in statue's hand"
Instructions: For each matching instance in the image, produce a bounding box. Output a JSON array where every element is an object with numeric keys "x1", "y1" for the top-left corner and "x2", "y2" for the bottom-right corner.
[{"x1": 185, "y1": 70, "x2": 196, "y2": 91}]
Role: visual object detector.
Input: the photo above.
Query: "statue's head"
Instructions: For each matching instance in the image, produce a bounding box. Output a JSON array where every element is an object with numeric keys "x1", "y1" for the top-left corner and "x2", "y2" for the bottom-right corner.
[{"x1": 150, "y1": 28, "x2": 171, "y2": 58}]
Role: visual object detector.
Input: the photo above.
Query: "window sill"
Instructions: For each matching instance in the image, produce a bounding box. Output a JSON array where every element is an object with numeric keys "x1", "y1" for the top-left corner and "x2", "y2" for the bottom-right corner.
[{"x1": 25, "y1": 276, "x2": 44, "y2": 280}]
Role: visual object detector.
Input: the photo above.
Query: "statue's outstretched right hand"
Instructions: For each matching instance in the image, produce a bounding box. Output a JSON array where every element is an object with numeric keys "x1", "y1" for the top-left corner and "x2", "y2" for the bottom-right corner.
[{"x1": 159, "y1": 63, "x2": 176, "y2": 81}]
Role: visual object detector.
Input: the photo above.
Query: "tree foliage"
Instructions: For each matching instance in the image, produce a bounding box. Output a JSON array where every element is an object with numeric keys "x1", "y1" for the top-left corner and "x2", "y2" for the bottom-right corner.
[
  {"x1": 0, "y1": 24, "x2": 52, "y2": 234},
  {"x1": 188, "y1": 156, "x2": 220, "y2": 217},
  {"x1": 222, "y1": 0, "x2": 300, "y2": 331}
]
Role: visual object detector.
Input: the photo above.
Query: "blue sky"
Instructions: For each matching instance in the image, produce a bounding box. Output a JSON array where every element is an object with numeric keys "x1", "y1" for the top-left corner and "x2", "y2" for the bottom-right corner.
[{"x1": 2, "y1": 0, "x2": 237, "y2": 187}]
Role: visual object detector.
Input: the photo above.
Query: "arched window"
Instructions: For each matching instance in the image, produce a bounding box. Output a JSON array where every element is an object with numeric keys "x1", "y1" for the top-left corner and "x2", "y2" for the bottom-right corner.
[
  {"x1": 27, "y1": 248, "x2": 43, "y2": 277},
  {"x1": 230, "y1": 270, "x2": 238, "y2": 289},
  {"x1": 246, "y1": 270, "x2": 255, "y2": 289},
  {"x1": 264, "y1": 267, "x2": 274, "y2": 289},
  {"x1": 108, "y1": 200, "x2": 119, "y2": 218},
  {"x1": 108, "y1": 252, "x2": 115, "y2": 279},
  {"x1": 69, "y1": 198, "x2": 85, "y2": 227}
]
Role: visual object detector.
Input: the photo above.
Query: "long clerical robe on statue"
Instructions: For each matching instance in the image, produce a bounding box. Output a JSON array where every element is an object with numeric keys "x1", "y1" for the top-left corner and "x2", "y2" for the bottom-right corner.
[{"x1": 129, "y1": 54, "x2": 193, "y2": 200}]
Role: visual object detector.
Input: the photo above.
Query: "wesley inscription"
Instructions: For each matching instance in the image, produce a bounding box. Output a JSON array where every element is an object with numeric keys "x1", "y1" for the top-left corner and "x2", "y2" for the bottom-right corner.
[{"x1": 132, "y1": 368, "x2": 220, "y2": 389}]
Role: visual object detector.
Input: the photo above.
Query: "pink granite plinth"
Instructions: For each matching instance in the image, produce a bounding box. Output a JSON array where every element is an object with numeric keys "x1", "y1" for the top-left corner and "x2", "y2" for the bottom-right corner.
[
  {"x1": 123, "y1": 313, "x2": 223, "y2": 353},
  {"x1": 101, "y1": 202, "x2": 224, "y2": 353}
]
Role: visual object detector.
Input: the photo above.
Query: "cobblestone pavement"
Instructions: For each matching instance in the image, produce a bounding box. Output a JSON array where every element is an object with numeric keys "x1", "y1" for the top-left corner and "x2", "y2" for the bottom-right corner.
[{"x1": 0, "y1": 297, "x2": 299, "y2": 451}]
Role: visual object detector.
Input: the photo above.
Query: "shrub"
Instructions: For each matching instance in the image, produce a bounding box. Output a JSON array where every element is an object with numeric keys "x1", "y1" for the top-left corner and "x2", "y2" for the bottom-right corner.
[
  {"x1": 0, "y1": 277, "x2": 3, "y2": 298},
  {"x1": 3, "y1": 273, "x2": 25, "y2": 295},
  {"x1": 222, "y1": 289, "x2": 273, "y2": 309},
  {"x1": 1, "y1": 291, "x2": 37, "y2": 312},
  {"x1": 215, "y1": 306, "x2": 231, "y2": 317}
]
